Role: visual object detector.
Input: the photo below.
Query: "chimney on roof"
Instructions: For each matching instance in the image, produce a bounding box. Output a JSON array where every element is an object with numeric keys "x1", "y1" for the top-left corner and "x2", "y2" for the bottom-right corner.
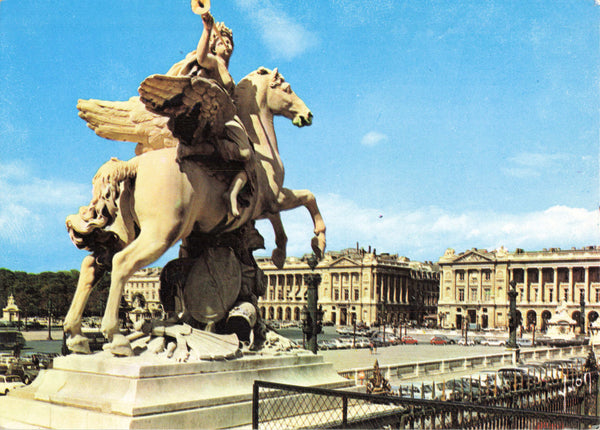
[{"x1": 368, "y1": 246, "x2": 371, "y2": 253}]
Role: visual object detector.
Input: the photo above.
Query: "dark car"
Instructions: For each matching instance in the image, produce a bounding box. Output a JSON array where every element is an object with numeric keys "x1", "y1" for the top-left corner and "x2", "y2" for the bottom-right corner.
[
  {"x1": 14, "y1": 362, "x2": 39, "y2": 385},
  {"x1": 497, "y1": 367, "x2": 539, "y2": 389}
]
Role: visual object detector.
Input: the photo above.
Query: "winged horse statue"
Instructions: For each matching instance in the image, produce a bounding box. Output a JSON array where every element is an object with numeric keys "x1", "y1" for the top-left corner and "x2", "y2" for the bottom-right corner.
[{"x1": 63, "y1": 67, "x2": 326, "y2": 354}]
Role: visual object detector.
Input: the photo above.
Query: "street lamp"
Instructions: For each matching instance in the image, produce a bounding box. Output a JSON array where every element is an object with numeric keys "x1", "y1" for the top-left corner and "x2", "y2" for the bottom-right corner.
[
  {"x1": 47, "y1": 299, "x2": 53, "y2": 341},
  {"x1": 506, "y1": 280, "x2": 519, "y2": 352},
  {"x1": 302, "y1": 254, "x2": 322, "y2": 354},
  {"x1": 580, "y1": 290, "x2": 586, "y2": 336},
  {"x1": 380, "y1": 298, "x2": 387, "y2": 345}
]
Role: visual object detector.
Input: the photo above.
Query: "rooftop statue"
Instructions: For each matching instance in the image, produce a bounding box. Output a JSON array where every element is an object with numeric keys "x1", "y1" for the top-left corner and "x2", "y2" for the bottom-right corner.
[{"x1": 63, "y1": 1, "x2": 326, "y2": 356}]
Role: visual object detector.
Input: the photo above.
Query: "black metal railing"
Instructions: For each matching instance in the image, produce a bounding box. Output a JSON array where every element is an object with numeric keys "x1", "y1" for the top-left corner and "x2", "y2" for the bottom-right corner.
[{"x1": 253, "y1": 378, "x2": 600, "y2": 429}]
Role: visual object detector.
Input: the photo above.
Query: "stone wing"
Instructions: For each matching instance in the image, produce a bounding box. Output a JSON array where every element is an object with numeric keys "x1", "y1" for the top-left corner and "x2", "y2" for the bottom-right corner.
[
  {"x1": 139, "y1": 74, "x2": 237, "y2": 145},
  {"x1": 77, "y1": 96, "x2": 179, "y2": 155}
]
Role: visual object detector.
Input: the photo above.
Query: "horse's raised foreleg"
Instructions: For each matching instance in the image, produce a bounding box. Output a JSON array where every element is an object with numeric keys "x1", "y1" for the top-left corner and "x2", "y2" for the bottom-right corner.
[
  {"x1": 267, "y1": 213, "x2": 287, "y2": 269},
  {"x1": 63, "y1": 254, "x2": 107, "y2": 354},
  {"x1": 101, "y1": 229, "x2": 176, "y2": 355},
  {"x1": 276, "y1": 188, "x2": 326, "y2": 259}
]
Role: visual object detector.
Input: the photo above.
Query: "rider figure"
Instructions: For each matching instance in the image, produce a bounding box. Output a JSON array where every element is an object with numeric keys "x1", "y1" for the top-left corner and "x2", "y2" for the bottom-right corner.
[{"x1": 167, "y1": 12, "x2": 252, "y2": 220}]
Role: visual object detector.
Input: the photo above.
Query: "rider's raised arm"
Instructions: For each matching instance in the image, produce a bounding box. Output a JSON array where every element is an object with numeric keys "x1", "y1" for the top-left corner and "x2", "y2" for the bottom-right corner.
[{"x1": 195, "y1": 12, "x2": 216, "y2": 69}]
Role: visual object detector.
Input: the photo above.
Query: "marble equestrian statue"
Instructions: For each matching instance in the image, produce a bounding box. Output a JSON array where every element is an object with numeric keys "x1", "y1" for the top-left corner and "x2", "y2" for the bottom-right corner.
[{"x1": 63, "y1": 62, "x2": 326, "y2": 353}]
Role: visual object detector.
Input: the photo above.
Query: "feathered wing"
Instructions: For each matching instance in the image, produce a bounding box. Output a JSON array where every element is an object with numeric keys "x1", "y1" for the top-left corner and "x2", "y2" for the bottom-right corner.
[
  {"x1": 77, "y1": 96, "x2": 179, "y2": 155},
  {"x1": 139, "y1": 74, "x2": 237, "y2": 145}
]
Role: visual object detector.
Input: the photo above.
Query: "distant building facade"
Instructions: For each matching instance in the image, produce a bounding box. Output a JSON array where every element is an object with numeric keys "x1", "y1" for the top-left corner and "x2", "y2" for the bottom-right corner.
[
  {"x1": 2, "y1": 294, "x2": 20, "y2": 322},
  {"x1": 256, "y1": 247, "x2": 440, "y2": 326},
  {"x1": 123, "y1": 267, "x2": 163, "y2": 320},
  {"x1": 437, "y1": 246, "x2": 600, "y2": 330}
]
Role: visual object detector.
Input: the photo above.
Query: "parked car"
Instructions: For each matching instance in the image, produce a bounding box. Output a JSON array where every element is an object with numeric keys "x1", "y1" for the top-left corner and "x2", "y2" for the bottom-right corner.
[
  {"x1": 354, "y1": 337, "x2": 372, "y2": 348},
  {"x1": 317, "y1": 340, "x2": 333, "y2": 350},
  {"x1": 472, "y1": 336, "x2": 486, "y2": 345},
  {"x1": 401, "y1": 335, "x2": 418, "y2": 345},
  {"x1": 0, "y1": 375, "x2": 25, "y2": 395},
  {"x1": 396, "y1": 383, "x2": 436, "y2": 400},
  {"x1": 433, "y1": 334, "x2": 456, "y2": 344},
  {"x1": 480, "y1": 337, "x2": 505, "y2": 346},
  {"x1": 370, "y1": 334, "x2": 393, "y2": 347},
  {"x1": 458, "y1": 338, "x2": 475, "y2": 346},
  {"x1": 497, "y1": 367, "x2": 539, "y2": 389},
  {"x1": 430, "y1": 336, "x2": 448, "y2": 345},
  {"x1": 517, "y1": 338, "x2": 534, "y2": 347}
]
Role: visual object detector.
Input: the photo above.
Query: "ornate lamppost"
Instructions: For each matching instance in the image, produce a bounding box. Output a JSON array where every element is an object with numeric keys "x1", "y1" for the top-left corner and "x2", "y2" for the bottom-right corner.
[
  {"x1": 580, "y1": 289, "x2": 586, "y2": 336},
  {"x1": 302, "y1": 254, "x2": 323, "y2": 354},
  {"x1": 47, "y1": 298, "x2": 53, "y2": 341},
  {"x1": 380, "y1": 298, "x2": 387, "y2": 345},
  {"x1": 506, "y1": 280, "x2": 519, "y2": 354}
]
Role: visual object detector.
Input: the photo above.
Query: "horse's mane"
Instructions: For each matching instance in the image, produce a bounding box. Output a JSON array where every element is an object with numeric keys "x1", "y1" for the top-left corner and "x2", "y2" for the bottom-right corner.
[
  {"x1": 65, "y1": 157, "x2": 138, "y2": 267},
  {"x1": 234, "y1": 67, "x2": 272, "y2": 105}
]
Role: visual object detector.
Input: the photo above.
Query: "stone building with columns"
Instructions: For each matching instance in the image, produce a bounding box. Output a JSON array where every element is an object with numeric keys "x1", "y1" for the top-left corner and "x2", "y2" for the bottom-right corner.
[
  {"x1": 122, "y1": 267, "x2": 163, "y2": 319},
  {"x1": 256, "y1": 247, "x2": 440, "y2": 326},
  {"x1": 437, "y1": 246, "x2": 600, "y2": 331}
]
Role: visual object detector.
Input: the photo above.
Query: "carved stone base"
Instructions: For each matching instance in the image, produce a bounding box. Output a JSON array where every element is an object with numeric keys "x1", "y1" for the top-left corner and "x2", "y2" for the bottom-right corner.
[{"x1": 0, "y1": 352, "x2": 352, "y2": 429}]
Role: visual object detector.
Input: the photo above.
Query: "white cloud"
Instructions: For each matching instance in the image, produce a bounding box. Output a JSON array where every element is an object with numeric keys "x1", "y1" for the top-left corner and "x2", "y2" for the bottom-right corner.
[
  {"x1": 0, "y1": 161, "x2": 89, "y2": 245},
  {"x1": 255, "y1": 194, "x2": 599, "y2": 263},
  {"x1": 502, "y1": 151, "x2": 570, "y2": 178},
  {"x1": 233, "y1": 0, "x2": 318, "y2": 60},
  {"x1": 361, "y1": 131, "x2": 388, "y2": 147}
]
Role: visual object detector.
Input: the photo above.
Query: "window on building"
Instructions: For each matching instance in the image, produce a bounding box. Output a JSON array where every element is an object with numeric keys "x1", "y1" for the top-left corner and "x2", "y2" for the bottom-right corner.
[
  {"x1": 458, "y1": 272, "x2": 465, "y2": 281},
  {"x1": 334, "y1": 289, "x2": 339, "y2": 301},
  {"x1": 470, "y1": 288, "x2": 477, "y2": 300},
  {"x1": 278, "y1": 290, "x2": 283, "y2": 300},
  {"x1": 484, "y1": 271, "x2": 491, "y2": 281},
  {"x1": 269, "y1": 290, "x2": 274, "y2": 300},
  {"x1": 484, "y1": 288, "x2": 490, "y2": 302},
  {"x1": 354, "y1": 289, "x2": 359, "y2": 300},
  {"x1": 549, "y1": 290, "x2": 553, "y2": 303},
  {"x1": 596, "y1": 289, "x2": 600, "y2": 303},
  {"x1": 344, "y1": 289, "x2": 349, "y2": 301},
  {"x1": 564, "y1": 289, "x2": 568, "y2": 302},
  {"x1": 533, "y1": 289, "x2": 538, "y2": 302},
  {"x1": 458, "y1": 289, "x2": 465, "y2": 301}
]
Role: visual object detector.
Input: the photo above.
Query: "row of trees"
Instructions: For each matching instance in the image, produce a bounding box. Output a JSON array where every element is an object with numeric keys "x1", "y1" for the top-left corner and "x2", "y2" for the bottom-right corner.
[{"x1": 0, "y1": 268, "x2": 111, "y2": 322}]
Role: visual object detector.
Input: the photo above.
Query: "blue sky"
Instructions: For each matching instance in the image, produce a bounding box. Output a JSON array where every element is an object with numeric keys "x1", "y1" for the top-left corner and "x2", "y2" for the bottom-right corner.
[{"x1": 1, "y1": 0, "x2": 598, "y2": 273}]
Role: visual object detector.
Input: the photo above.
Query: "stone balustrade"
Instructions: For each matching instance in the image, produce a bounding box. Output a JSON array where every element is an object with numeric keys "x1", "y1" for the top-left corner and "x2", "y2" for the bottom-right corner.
[{"x1": 338, "y1": 345, "x2": 590, "y2": 385}]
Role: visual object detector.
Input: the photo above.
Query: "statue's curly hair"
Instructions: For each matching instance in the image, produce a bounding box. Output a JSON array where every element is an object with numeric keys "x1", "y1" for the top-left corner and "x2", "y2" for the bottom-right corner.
[{"x1": 210, "y1": 22, "x2": 234, "y2": 54}]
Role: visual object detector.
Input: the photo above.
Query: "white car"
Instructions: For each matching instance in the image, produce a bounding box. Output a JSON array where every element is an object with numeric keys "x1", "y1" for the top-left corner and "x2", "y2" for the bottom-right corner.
[
  {"x1": 458, "y1": 338, "x2": 475, "y2": 346},
  {"x1": 0, "y1": 375, "x2": 25, "y2": 395},
  {"x1": 481, "y1": 338, "x2": 505, "y2": 346}
]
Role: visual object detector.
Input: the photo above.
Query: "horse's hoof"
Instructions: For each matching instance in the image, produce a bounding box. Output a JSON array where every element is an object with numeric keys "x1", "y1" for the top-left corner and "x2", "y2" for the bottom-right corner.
[
  {"x1": 105, "y1": 334, "x2": 133, "y2": 357},
  {"x1": 311, "y1": 235, "x2": 325, "y2": 260},
  {"x1": 66, "y1": 334, "x2": 91, "y2": 354},
  {"x1": 271, "y1": 248, "x2": 286, "y2": 269}
]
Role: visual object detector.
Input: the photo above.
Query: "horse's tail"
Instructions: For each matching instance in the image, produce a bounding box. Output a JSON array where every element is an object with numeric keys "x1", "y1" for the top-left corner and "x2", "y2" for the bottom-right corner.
[{"x1": 66, "y1": 157, "x2": 139, "y2": 265}]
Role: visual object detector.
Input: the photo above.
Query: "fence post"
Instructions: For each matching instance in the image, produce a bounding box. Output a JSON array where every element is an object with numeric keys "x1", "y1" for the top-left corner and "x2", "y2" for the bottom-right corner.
[
  {"x1": 252, "y1": 381, "x2": 259, "y2": 430},
  {"x1": 342, "y1": 395, "x2": 348, "y2": 427}
]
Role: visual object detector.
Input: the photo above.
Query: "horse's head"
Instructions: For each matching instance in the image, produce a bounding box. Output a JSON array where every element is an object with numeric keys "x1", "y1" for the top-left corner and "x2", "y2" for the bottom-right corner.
[{"x1": 242, "y1": 67, "x2": 313, "y2": 127}]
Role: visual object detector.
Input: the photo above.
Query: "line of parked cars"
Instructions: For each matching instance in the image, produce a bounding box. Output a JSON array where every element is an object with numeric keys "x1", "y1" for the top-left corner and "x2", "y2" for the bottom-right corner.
[
  {"x1": 318, "y1": 332, "x2": 420, "y2": 350},
  {"x1": 0, "y1": 351, "x2": 59, "y2": 395},
  {"x1": 428, "y1": 334, "x2": 535, "y2": 347},
  {"x1": 394, "y1": 356, "x2": 588, "y2": 401}
]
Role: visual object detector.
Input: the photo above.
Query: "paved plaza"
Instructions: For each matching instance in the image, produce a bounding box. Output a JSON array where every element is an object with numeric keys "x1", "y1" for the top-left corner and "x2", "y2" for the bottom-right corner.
[{"x1": 319, "y1": 343, "x2": 506, "y2": 372}]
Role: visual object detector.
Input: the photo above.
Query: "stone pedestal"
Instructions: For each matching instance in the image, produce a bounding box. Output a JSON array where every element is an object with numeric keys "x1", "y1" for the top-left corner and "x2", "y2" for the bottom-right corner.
[{"x1": 0, "y1": 352, "x2": 352, "y2": 429}]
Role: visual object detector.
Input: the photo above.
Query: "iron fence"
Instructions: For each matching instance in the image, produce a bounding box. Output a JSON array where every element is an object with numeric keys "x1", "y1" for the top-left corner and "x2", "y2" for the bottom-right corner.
[{"x1": 253, "y1": 374, "x2": 600, "y2": 429}]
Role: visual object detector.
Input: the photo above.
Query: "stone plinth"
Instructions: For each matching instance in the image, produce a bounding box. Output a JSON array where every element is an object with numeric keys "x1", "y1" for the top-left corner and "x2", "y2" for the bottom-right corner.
[{"x1": 0, "y1": 352, "x2": 352, "y2": 429}]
